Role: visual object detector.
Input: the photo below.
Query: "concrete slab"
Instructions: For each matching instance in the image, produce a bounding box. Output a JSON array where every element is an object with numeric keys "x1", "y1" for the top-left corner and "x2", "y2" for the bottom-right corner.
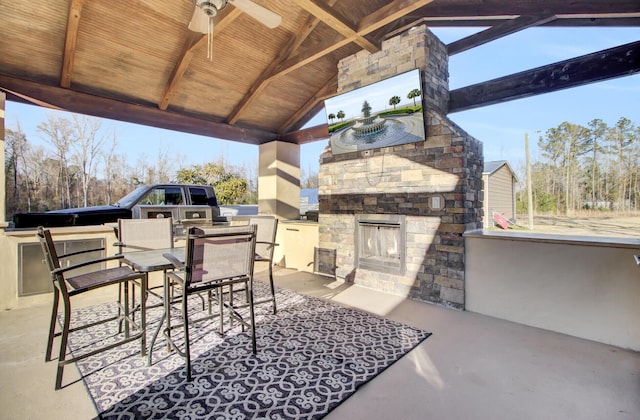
[{"x1": 0, "y1": 269, "x2": 637, "y2": 419}]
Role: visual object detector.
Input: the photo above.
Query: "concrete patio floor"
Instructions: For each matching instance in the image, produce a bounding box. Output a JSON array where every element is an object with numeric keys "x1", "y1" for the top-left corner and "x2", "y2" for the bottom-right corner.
[{"x1": 0, "y1": 267, "x2": 638, "y2": 419}]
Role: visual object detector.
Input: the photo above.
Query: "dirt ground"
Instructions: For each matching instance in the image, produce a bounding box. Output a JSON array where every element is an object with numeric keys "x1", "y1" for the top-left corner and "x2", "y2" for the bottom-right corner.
[{"x1": 498, "y1": 213, "x2": 640, "y2": 238}]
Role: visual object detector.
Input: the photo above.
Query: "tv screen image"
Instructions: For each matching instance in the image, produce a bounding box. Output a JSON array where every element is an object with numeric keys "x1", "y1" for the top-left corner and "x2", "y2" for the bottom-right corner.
[{"x1": 324, "y1": 68, "x2": 425, "y2": 155}]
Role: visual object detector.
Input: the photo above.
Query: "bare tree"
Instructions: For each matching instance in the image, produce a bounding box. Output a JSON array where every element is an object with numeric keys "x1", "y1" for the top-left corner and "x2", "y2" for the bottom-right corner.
[
  {"x1": 37, "y1": 114, "x2": 74, "y2": 208},
  {"x1": 4, "y1": 125, "x2": 28, "y2": 216},
  {"x1": 301, "y1": 165, "x2": 319, "y2": 188},
  {"x1": 155, "y1": 146, "x2": 174, "y2": 183},
  {"x1": 70, "y1": 115, "x2": 105, "y2": 207},
  {"x1": 101, "y1": 132, "x2": 119, "y2": 205}
]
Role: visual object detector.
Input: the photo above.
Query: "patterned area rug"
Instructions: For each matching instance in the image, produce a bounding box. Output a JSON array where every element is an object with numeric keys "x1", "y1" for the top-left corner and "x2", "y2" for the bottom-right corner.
[{"x1": 67, "y1": 284, "x2": 431, "y2": 419}]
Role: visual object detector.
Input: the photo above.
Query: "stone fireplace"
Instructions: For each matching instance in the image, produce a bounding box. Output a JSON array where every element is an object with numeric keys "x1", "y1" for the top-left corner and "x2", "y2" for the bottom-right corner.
[{"x1": 317, "y1": 25, "x2": 483, "y2": 309}]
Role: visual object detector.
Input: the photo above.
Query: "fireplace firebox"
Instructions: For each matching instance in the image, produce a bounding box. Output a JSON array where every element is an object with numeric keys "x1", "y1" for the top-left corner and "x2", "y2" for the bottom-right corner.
[{"x1": 355, "y1": 214, "x2": 406, "y2": 275}]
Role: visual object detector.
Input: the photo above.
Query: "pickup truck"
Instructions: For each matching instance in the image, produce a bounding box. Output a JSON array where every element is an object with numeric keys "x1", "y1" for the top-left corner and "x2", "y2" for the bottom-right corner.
[{"x1": 12, "y1": 184, "x2": 222, "y2": 229}]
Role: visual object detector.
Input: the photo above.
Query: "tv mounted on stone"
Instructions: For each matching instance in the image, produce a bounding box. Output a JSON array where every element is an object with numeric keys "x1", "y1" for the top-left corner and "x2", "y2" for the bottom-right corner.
[{"x1": 324, "y1": 68, "x2": 425, "y2": 155}]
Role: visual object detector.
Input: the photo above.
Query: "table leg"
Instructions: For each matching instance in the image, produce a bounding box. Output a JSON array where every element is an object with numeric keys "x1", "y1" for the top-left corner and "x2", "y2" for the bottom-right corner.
[
  {"x1": 140, "y1": 273, "x2": 147, "y2": 357},
  {"x1": 124, "y1": 282, "x2": 130, "y2": 338},
  {"x1": 148, "y1": 274, "x2": 169, "y2": 366}
]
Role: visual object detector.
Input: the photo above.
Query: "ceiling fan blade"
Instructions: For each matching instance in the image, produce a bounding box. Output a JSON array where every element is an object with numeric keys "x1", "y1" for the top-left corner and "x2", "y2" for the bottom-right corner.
[
  {"x1": 229, "y1": 0, "x2": 282, "y2": 28},
  {"x1": 188, "y1": 5, "x2": 211, "y2": 33}
]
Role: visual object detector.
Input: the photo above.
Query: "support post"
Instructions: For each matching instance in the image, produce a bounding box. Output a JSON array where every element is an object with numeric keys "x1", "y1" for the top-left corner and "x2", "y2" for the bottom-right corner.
[
  {"x1": 258, "y1": 141, "x2": 300, "y2": 220},
  {"x1": 526, "y1": 132, "x2": 534, "y2": 229},
  {"x1": 0, "y1": 92, "x2": 7, "y2": 228}
]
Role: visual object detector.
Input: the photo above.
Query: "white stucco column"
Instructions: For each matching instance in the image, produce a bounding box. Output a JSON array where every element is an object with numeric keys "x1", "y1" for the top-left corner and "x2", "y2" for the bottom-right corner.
[
  {"x1": 258, "y1": 141, "x2": 300, "y2": 220},
  {"x1": 0, "y1": 92, "x2": 7, "y2": 228}
]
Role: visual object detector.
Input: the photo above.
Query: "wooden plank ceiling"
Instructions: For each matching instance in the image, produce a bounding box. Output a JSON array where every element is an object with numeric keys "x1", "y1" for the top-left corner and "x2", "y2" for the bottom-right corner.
[{"x1": 0, "y1": 0, "x2": 639, "y2": 145}]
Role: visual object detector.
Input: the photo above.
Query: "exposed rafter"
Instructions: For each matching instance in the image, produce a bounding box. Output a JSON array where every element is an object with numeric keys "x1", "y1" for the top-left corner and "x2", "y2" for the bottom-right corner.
[
  {"x1": 280, "y1": 123, "x2": 330, "y2": 145},
  {"x1": 159, "y1": 8, "x2": 241, "y2": 110},
  {"x1": 414, "y1": 0, "x2": 640, "y2": 20},
  {"x1": 279, "y1": 73, "x2": 338, "y2": 134},
  {"x1": 225, "y1": 1, "x2": 336, "y2": 125},
  {"x1": 271, "y1": 0, "x2": 434, "y2": 89},
  {"x1": 447, "y1": 14, "x2": 557, "y2": 55},
  {"x1": 0, "y1": 74, "x2": 276, "y2": 145},
  {"x1": 543, "y1": 16, "x2": 640, "y2": 27},
  {"x1": 228, "y1": 0, "x2": 431, "y2": 128},
  {"x1": 60, "y1": 0, "x2": 86, "y2": 88},
  {"x1": 449, "y1": 40, "x2": 640, "y2": 113},
  {"x1": 291, "y1": 0, "x2": 380, "y2": 53},
  {"x1": 0, "y1": 86, "x2": 63, "y2": 110},
  {"x1": 159, "y1": 32, "x2": 204, "y2": 110},
  {"x1": 359, "y1": 0, "x2": 434, "y2": 34}
]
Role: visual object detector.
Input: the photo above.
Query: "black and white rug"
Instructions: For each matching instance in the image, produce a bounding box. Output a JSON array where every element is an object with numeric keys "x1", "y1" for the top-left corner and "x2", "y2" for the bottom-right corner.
[{"x1": 67, "y1": 283, "x2": 431, "y2": 419}]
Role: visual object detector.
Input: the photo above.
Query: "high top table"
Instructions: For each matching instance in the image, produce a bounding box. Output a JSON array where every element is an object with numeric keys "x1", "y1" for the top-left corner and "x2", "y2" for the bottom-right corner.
[
  {"x1": 122, "y1": 247, "x2": 185, "y2": 273},
  {"x1": 122, "y1": 247, "x2": 186, "y2": 358}
]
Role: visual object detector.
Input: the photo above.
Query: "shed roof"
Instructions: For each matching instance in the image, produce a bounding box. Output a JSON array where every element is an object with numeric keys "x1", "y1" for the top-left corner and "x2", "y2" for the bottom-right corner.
[{"x1": 483, "y1": 160, "x2": 519, "y2": 182}]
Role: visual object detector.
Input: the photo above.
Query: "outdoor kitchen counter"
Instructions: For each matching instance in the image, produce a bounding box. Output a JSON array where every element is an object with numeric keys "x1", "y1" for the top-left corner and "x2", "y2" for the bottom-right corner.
[
  {"x1": 0, "y1": 225, "x2": 118, "y2": 311},
  {"x1": 4, "y1": 225, "x2": 115, "y2": 238},
  {"x1": 464, "y1": 228, "x2": 640, "y2": 351},
  {"x1": 275, "y1": 220, "x2": 319, "y2": 273},
  {"x1": 464, "y1": 228, "x2": 640, "y2": 250}
]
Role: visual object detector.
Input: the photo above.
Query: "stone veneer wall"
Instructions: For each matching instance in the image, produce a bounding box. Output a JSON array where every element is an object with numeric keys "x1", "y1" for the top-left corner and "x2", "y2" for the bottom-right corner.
[{"x1": 317, "y1": 26, "x2": 483, "y2": 309}]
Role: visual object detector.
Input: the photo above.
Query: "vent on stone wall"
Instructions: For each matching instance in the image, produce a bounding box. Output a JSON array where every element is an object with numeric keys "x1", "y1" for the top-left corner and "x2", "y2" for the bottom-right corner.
[
  {"x1": 355, "y1": 214, "x2": 406, "y2": 275},
  {"x1": 313, "y1": 247, "x2": 337, "y2": 278}
]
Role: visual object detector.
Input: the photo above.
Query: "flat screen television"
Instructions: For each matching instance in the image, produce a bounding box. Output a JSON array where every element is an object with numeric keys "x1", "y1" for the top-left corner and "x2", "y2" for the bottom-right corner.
[{"x1": 324, "y1": 68, "x2": 425, "y2": 155}]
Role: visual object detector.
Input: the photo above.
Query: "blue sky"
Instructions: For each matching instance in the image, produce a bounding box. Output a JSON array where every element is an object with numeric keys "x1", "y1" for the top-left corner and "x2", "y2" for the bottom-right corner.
[{"x1": 4, "y1": 26, "x2": 640, "y2": 179}]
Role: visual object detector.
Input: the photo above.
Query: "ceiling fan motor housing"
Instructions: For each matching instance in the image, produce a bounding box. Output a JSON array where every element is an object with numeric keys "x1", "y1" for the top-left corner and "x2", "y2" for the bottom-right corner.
[{"x1": 198, "y1": 0, "x2": 228, "y2": 16}]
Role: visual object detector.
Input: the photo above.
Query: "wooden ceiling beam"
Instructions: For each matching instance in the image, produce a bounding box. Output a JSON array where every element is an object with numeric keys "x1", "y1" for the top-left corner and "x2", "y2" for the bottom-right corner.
[
  {"x1": 275, "y1": 37, "x2": 352, "y2": 79},
  {"x1": 449, "y1": 40, "x2": 640, "y2": 113},
  {"x1": 415, "y1": 0, "x2": 640, "y2": 19},
  {"x1": 225, "y1": 1, "x2": 336, "y2": 125},
  {"x1": 389, "y1": 15, "x2": 640, "y2": 29},
  {"x1": 0, "y1": 74, "x2": 276, "y2": 144},
  {"x1": 159, "y1": 32, "x2": 204, "y2": 110},
  {"x1": 447, "y1": 15, "x2": 557, "y2": 55},
  {"x1": 274, "y1": 0, "x2": 432, "y2": 81},
  {"x1": 159, "y1": 8, "x2": 241, "y2": 111},
  {"x1": 291, "y1": 0, "x2": 380, "y2": 53},
  {"x1": 380, "y1": 1, "x2": 640, "y2": 36},
  {"x1": 229, "y1": 0, "x2": 431, "y2": 127},
  {"x1": 279, "y1": 73, "x2": 337, "y2": 134},
  {"x1": 279, "y1": 123, "x2": 330, "y2": 145},
  {"x1": 544, "y1": 17, "x2": 640, "y2": 27},
  {"x1": 60, "y1": 0, "x2": 86, "y2": 88},
  {"x1": 357, "y1": 0, "x2": 433, "y2": 35}
]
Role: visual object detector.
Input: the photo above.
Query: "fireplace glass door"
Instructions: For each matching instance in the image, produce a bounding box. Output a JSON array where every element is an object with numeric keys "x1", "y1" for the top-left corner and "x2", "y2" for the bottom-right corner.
[{"x1": 356, "y1": 215, "x2": 405, "y2": 274}]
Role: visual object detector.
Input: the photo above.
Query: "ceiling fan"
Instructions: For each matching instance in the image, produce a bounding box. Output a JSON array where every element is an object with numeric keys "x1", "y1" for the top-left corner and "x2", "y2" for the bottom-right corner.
[{"x1": 188, "y1": 0, "x2": 282, "y2": 34}]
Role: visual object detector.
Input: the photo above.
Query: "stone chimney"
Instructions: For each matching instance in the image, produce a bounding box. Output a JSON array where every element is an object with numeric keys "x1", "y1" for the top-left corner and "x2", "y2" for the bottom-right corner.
[{"x1": 318, "y1": 25, "x2": 483, "y2": 309}]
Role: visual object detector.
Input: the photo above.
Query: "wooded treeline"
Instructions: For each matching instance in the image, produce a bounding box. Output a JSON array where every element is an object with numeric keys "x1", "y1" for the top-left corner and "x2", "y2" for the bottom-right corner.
[
  {"x1": 4, "y1": 113, "x2": 319, "y2": 220},
  {"x1": 8, "y1": 113, "x2": 635, "y2": 221},
  {"x1": 518, "y1": 117, "x2": 639, "y2": 213},
  {"x1": 4, "y1": 114, "x2": 259, "y2": 219}
]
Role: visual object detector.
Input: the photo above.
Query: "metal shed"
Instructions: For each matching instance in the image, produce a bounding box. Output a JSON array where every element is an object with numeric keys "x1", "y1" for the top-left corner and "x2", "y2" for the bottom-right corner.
[{"x1": 483, "y1": 160, "x2": 519, "y2": 229}]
